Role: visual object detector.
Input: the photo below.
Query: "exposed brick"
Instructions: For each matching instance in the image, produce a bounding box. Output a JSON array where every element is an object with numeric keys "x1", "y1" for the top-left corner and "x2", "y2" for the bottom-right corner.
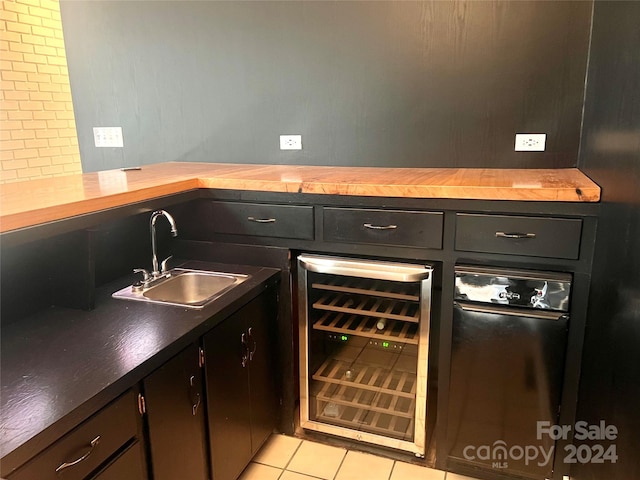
[
  {"x1": 61, "y1": 145, "x2": 79, "y2": 155},
  {"x1": 34, "y1": 128, "x2": 57, "y2": 138},
  {"x1": 29, "y1": 91, "x2": 52, "y2": 101},
  {"x1": 17, "y1": 167, "x2": 43, "y2": 178},
  {"x1": 12, "y1": 61, "x2": 37, "y2": 73},
  {"x1": 33, "y1": 44, "x2": 56, "y2": 56},
  {"x1": 28, "y1": 6, "x2": 53, "y2": 19},
  {"x1": 14, "y1": 81, "x2": 38, "y2": 91},
  {"x1": 42, "y1": 18, "x2": 60, "y2": 30},
  {"x1": 0, "y1": 10, "x2": 19, "y2": 23},
  {"x1": 52, "y1": 92, "x2": 71, "y2": 102},
  {"x1": 42, "y1": 101, "x2": 64, "y2": 111},
  {"x1": 57, "y1": 127, "x2": 77, "y2": 137},
  {"x1": 5, "y1": 21, "x2": 31, "y2": 34},
  {"x1": 37, "y1": 64, "x2": 59, "y2": 74},
  {"x1": 3, "y1": 159, "x2": 29, "y2": 170},
  {"x1": 0, "y1": 129, "x2": 11, "y2": 141},
  {"x1": 46, "y1": 119, "x2": 67, "y2": 128},
  {"x1": 23, "y1": 52, "x2": 47, "y2": 64},
  {"x1": 55, "y1": 109, "x2": 74, "y2": 120},
  {"x1": 51, "y1": 154, "x2": 69, "y2": 164},
  {"x1": 21, "y1": 33, "x2": 46, "y2": 46},
  {"x1": 1, "y1": 70, "x2": 27, "y2": 81},
  {"x1": 1, "y1": 50, "x2": 24, "y2": 61},
  {"x1": 8, "y1": 40, "x2": 33, "y2": 53},
  {"x1": 14, "y1": 148, "x2": 39, "y2": 160},
  {"x1": 41, "y1": 164, "x2": 64, "y2": 175},
  {"x1": 0, "y1": 139, "x2": 25, "y2": 150},
  {"x1": 47, "y1": 137, "x2": 69, "y2": 147},
  {"x1": 22, "y1": 119, "x2": 46, "y2": 129},
  {"x1": 40, "y1": 0, "x2": 59, "y2": 11},
  {"x1": 10, "y1": 129, "x2": 36, "y2": 139},
  {"x1": 0, "y1": 30, "x2": 22, "y2": 42},
  {"x1": 38, "y1": 82, "x2": 61, "y2": 92},
  {"x1": 25, "y1": 138, "x2": 48, "y2": 148},
  {"x1": 47, "y1": 56, "x2": 67, "y2": 67},
  {"x1": 18, "y1": 100, "x2": 42, "y2": 110},
  {"x1": 0, "y1": 100, "x2": 20, "y2": 110},
  {"x1": 63, "y1": 162, "x2": 81, "y2": 173},
  {"x1": 5, "y1": 2, "x2": 30, "y2": 14},
  {"x1": 0, "y1": 80, "x2": 15, "y2": 90},
  {"x1": 0, "y1": 150, "x2": 15, "y2": 161},
  {"x1": 38, "y1": 146, "x2": 60, "y2": 157},
  {"x1": 16, "y1": 0, "x2": 41, "y2": 7},
  {"x1": 44, "y1": 36, "x2": 62, "y2": 48},
  {"x1": 7, "y1": 110, "x2": 32, "y2": 120},
  {"x1": 0, "y1": 110, "x2": 8, "y2": 120},
  {"x1": 33, "y1": 109, "x2": 55, "y2": 119},
  {"x1": 0, "y1": 169, "x2": 19, "y2": 181},
  {"x1": 1, "y1": 120, "x2": 22, "y2": 130},
  {"x1": 17, "y1": 13, "x2": 42, "y2": 27},
  {"x1": 26, "y1": 72, "x2": 49, "y2": 82},
  {"x1": 0, "y1": 60, "x2": 13, "y2": 70},
  {"x1": 28, "y1": 156, "x2": 52, "y2": 167},
  {"x1": 0, "y1": 40, "x2": 10, "y2": 50},
  {"x1": 4, "y1": 90, "x2": 29, "y2": 100},
  {"x1": 31, "y1": 26, "x2": 54, "y2": 38}
]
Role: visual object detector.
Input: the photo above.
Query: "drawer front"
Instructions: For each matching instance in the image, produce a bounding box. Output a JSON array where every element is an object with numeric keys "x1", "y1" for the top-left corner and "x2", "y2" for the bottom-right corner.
[
  {"x1": 91, "y1": 441, "x2": 145, "y2": 480},
  {"x1": 455, "y1": 214, "x2": 583, "y2": 259},
  {"x1": 10, "y1": 391, "x2": 138, "y2": 480},
  {"x1": 323, "y1": 208, "x2": 443, "y2": 249},
  {"x1": 207, "y1": 201, "x2": 314, "y2": 240}
]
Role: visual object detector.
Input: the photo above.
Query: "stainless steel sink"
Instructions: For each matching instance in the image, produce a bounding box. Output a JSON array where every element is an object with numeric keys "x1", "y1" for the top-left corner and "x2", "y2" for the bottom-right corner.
[{"x1": 112, "y1": 268, "x2": 250, "y2": 309}]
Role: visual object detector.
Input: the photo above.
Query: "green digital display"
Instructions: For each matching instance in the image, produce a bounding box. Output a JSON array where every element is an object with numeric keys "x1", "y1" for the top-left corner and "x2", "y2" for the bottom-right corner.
[
  {"x1": 341, "y1": 335, "x2": 348, "y2": 342},
  {"x1": 382, "y1": 341, "x2": 390, "y2": 348}
]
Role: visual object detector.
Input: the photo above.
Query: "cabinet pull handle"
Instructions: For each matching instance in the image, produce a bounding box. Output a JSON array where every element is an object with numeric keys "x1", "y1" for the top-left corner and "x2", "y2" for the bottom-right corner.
[
  {"x1": 55, "y1": 435, "x2": 101, "y2": 472},
  {"x1": 495, "y1": 231, "x2": 536, "y2": 239},
  {"x1": 248, "y1": 327, "x2": 257, "y2": 361},
  {"x1": 189, "y1": 375, "x2": 201, "y2": 416},
  {"x1": 364, "y1": 223, "x2": 397, "y2": 230},
  {"x1": 241, "y1": 333, "x2": 249, "y2": 368},
  {"x1": 247, "y1": 217, "x2": 276, "y2": 223}
]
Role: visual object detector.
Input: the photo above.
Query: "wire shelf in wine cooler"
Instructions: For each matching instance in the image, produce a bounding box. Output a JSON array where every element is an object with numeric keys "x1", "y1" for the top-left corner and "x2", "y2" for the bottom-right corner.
[
  {"x1": 313, "y1": 293, "x2": 419, "y2": 323},
  {"x1": 311, "y1": 278, "x2": 420, "y2": 302},
  {"x1": 313, "y1": 311, "x2": 419, "y2": 345},
  {"x1": 311, "y1": 357, "x2": 416, "y2": 399}
]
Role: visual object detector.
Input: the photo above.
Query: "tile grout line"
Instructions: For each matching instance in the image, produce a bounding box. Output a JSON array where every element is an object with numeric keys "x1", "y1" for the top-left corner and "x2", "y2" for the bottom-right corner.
[
  {"x1": 275, "y1": 437, "x2": 305, "y2": 480},
  {"x1": 387, "y1": 460, "x2": 397, "y2": 480},
  {"x1": 330, "y1": 447, "x2": 349, "y2": 480}
]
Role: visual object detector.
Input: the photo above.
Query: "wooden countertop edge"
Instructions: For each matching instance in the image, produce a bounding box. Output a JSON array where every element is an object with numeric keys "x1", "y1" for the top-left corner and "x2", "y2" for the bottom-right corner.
[{"x1": 0, "y1": 165, "x2": 601, "y2": 234}]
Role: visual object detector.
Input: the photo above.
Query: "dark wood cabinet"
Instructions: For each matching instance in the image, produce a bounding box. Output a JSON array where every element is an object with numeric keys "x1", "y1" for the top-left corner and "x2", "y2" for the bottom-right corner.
[
  {"x1": 91, "y1": 441, "x2": 146, "y2": 480},
  {"x1": 204, "y1": 290, "x2": 278, "y2": 480},
  {"x1": 8, "y1": 390, "x2": 143, "y2": 480},
  {"x1": 142, "y1": 343, "x2": 208, "y2": 480}
]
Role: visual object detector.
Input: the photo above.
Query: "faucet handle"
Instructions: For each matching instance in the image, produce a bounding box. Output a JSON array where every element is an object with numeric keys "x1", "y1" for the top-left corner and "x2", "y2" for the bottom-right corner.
[
  {"x1": 160, "y1": 256, "x2": 173, "y2": 274},
  {"x1": 133, "y1": 268, "x2": 151, "y2": 282}
]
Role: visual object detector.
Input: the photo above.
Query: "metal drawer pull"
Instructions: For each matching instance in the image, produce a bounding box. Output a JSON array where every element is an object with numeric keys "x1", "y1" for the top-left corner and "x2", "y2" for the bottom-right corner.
[
  {"x1": 55, "y1": 435, "x2": 101, "y2": 472},
  {"x1": 495, "y1": 231, "x2": 536, "y2": 239},
  {"x1": 247, "y1": 216, "x2": 276, "y2": 223},
  {"x1": 364, "y1": 223, "x2": 397, "y2": 230}
]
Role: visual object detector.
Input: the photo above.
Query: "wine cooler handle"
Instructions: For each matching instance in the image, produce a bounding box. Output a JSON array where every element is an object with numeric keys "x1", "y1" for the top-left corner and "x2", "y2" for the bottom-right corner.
[
  {"x1": 189, "y1": 375, "x2": 201, "y2": 416},
  {"x1": 248, "y1": 327, "x2": 257, "y2": 361},
  {"x1": 241, "y1": 333, "x2": 248, "y2": 367}
]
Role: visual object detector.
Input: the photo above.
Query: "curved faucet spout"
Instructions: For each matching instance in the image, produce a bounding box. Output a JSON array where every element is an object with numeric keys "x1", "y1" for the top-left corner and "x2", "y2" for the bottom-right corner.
[{"x1": 150, "y1": 210, "x2": 178, "y2": 276}]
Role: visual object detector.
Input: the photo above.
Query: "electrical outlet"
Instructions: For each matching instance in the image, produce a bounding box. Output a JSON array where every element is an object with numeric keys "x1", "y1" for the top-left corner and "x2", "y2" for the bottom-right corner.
[
  {"x1": 280, "y1": 135, "x2": 302, "y2": 150},
  {"x1": 93, "y1": 127, "x2": 124, "y2": 148},
  {"x1": 515, "y1": 133, "x2": 546, "y2": 151}
]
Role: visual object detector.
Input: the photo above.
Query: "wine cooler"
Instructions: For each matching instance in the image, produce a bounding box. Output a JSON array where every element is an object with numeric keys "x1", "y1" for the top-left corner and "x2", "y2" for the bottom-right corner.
[{"x1": 297, "y1": 254, "x2": 434, "y2": 456}]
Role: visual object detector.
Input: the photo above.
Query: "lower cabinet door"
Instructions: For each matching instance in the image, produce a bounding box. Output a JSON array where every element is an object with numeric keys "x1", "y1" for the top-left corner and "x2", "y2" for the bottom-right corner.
[
  {"x1": 204, "y1": 309, "x2": 252, "y2": 480},
  {"x1": 144, "y1": 344, "x2": 208, "y2": 480},
  {"x1": 91, "y1": 441, "x2": 146, "y2": 480}
]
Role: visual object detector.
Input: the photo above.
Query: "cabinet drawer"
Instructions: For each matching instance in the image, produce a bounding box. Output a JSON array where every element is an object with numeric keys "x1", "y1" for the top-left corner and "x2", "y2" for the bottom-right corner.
[
  {"x1": 10, "y1": 391, "x2": 138, "y2": 480},
  {"x1": 92, "y1": 441, "x2": 145, "y2": 480},
  {"x1": 207, "y1": 201, "x2": 314, "y2": 240},
  {"x1": 323, "y1": 208, "x2": 443, "y2": 249},
  {"x1": 455, "y1": 214, "x2": 582, "y2": 259}
]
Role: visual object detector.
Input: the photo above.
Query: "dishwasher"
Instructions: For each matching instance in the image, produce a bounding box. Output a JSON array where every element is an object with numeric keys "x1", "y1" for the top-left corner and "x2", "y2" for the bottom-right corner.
[
  {"x1": 297, "y1": 254, "x2": 434, "y2": 457},
  {"x1": 447, "y1": 265, "x2": 571, "y2": 479}
]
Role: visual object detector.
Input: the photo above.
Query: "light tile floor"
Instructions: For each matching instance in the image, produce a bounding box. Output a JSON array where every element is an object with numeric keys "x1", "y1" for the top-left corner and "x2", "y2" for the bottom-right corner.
[{"x1": 241, "y1": 434, "x2": 481, "y2": 480}]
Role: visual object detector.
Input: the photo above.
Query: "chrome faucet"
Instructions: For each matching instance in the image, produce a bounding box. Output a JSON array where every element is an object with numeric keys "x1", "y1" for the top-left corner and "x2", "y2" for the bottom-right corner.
[{"x1": 150, "y1": 210, "x2": 178, "y2": 278}]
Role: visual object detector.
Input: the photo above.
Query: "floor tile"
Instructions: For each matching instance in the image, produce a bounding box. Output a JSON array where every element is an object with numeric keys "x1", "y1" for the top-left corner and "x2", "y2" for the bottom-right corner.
[
  {"x1": 281, "y1": 471, "x2": 324, "y2": 480},
  {"x1": 446, "y1": 473, "x2": 479, "y2": 480},
  {"x1": 335, "y1": 450, "x2": 394, "y2": 480},
  {"x1": 238, "y1": 462, "x2": 282, "y2": 480},
  {"x1": 287, "y1": 440, "x2": 347, "y2": 480},
  {"x1": 254, "y1": 434, "x2": 303, "y2": 469},
  {"x1": 390, "y1": 461, "x2": 446, "y2": 480}
]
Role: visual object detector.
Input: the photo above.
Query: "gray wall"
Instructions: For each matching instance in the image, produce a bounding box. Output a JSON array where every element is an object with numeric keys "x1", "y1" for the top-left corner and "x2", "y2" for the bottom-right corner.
[{"x1": 60, "y1": 1, "x2": 592, "y2": 172}]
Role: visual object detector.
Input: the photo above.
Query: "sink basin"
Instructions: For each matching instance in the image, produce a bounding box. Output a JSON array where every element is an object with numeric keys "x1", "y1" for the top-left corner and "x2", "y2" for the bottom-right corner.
[{"x1": 112, "y1": 268, "x2": 250, "y2": 309}]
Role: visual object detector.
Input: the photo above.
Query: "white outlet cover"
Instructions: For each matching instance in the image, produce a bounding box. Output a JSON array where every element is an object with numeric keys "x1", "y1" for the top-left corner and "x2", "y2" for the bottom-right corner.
[
  {"x1": 515, "y1": 133, "x2": 546, "y2": 152},
  {"x1": 280, "y1": 135, "x2": 302, "y2": 150},
  {"x1": 93, "y1": 127, "x2": 124, "y2": 148}
]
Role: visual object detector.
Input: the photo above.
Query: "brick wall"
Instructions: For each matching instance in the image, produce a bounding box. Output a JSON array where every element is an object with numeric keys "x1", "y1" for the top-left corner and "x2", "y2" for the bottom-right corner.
[{"x1": 0, "y1": 0, "x2": 82, "y2": 183}]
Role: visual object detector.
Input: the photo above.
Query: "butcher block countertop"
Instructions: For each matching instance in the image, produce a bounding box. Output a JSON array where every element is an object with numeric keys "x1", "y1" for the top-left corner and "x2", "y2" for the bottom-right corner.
[{"x1": 0, "y1": 162, "x2": 601, "y2": 233}]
